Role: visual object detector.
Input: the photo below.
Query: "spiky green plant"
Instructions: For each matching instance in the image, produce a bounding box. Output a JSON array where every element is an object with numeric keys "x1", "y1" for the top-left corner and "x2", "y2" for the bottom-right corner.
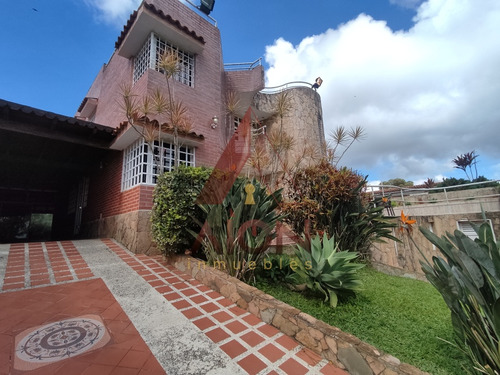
[
  {"x1": 196, "y1": 179, "x2": 284, "y2": 282},
  {"x1": 419, "y1": 221, "x2": 500, "y2": 374},
  {"x1": 294, "y1": 233, "x2": 365, "y2": 307}
]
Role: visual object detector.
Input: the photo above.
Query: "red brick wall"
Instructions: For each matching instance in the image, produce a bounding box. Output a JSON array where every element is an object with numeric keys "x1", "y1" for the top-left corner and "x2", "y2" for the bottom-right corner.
[
  {"x1": 224, "y1": 67, "x2": 265, "y2": 93},
  {"x1": 80, "y1": 0, "x2": 263, "y2": 226},
  {"x1": 84, "y1": 53, "x2": 135, "y2": 128},
  {"x1": 83, "y1": 151, "x2": 155, "y2": 222},
  {"x1": 78, "y1": 0, "x2": 226, "y2": 169}
]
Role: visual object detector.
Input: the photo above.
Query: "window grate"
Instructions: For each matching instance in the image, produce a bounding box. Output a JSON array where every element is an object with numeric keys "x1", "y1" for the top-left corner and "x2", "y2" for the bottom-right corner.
[
  {"x1": 155, "y1": 37, "x2": 194, "y2": 87},
  {"x1": 133, "y1": 34, "x2": 153, "y2": 83},
  {"x1": 122, "y1": 139, "x2": 195, "y2": 190},
  {"x1": 133, "y1": 33, "x2": 194, "y2": 86}
]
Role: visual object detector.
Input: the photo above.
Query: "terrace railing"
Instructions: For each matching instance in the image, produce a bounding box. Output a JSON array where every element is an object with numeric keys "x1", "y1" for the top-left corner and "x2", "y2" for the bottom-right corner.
[
  {"x1": 366, "y1": 180, "x2": 500, "y2": 215},
  {"x1": 224, "y1": 58, "x2": 262, "y2": 71},
  {"x1": 260, "y1": 81, "x2": 313, "y2": 95}
]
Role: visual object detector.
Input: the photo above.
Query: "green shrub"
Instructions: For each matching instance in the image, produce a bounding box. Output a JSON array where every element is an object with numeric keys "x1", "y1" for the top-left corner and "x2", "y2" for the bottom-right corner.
[
  {"x1": 294, "y1": 233, "x2": 364, "y2": 307},
  {"x1": 151, "y1": 165, "x2": 212, "y2": 255},
  {"x1": 419, "y1": 222, "x2": 500, "y2": 374},
  {"x1": 254, "y1": 254, "x2": 301, "y2": 285},
  {"x1": 196, "y1": 178, "x2": 284, "y2": 282}
]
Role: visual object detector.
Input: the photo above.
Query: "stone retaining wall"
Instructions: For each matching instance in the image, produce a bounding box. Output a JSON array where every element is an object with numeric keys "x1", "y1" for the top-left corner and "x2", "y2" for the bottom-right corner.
[
  {"x1": 370, "y1": 212, "x2": 500, "y2": 278},
  {"x1": 83, "y1": 210, "x2": 159, "y2": 255},
  {"x1": 167, "y1": 255, "x2": 427, "y2": 375}
]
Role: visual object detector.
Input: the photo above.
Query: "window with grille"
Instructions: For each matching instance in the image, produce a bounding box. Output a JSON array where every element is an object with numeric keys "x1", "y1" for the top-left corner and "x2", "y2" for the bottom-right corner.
[
  {"x1": 133, "y1": 35, "x2": 152, "y2": 83},
  {"x1": 133, "y1": 32, "x2": 194, "y2": 86},
  {"x1": 122, "y1": 138, "x2": 195, "y2": 190}
]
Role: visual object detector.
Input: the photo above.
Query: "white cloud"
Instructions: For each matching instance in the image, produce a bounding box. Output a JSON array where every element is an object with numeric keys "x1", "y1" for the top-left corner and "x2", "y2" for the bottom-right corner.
[
  {"x1": 433, "y1": 174, "x2": 446, "y2": 182},
  {"x1": 84, "y1": 0, "x2": 141, "y2": 25},
  {"x1": 84, "y1": 0, "x2": 194, "y2": 25},
  {"x1": 264, "y1": 0, "x2": 500, "y2": 182}
]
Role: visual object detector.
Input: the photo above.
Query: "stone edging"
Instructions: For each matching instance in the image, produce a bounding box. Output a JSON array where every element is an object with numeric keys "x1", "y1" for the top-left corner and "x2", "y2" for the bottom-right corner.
[{"x1": 167, "y1": 255, "x2": 428, "y2": 375}]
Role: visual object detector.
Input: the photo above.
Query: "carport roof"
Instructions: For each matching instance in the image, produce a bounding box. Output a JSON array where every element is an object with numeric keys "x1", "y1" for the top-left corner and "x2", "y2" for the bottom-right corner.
[{"x1": 0, "y1": 99, "x2": 116, "y2": 149}]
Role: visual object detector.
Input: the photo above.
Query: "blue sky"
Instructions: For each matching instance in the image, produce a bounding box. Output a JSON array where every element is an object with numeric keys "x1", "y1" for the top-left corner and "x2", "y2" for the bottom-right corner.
[{"x1": 1, "y1": 0, "x2": 499, "y2": 184}]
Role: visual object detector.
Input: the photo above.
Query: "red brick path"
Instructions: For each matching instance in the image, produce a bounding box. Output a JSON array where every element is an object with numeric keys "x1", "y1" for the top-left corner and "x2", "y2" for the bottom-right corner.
[
  {"x1": 0, "y1": 279, "x2": 163, "y2": 375},
  {"x1": 101, "y1": 239, "x2": 347, "y2": 375}
]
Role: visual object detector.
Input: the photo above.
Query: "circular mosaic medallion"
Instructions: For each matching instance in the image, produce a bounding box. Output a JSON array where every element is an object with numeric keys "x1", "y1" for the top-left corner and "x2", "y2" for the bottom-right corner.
[{"x1": 16, "y1": 316, "x2": 108, "y2": 365}]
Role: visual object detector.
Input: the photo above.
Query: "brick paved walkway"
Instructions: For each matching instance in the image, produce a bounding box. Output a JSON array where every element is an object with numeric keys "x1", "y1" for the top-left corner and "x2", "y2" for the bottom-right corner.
[
  {"x1": 0, "y1": 242, "x2": 93, "y2": 291},
  {"x1": 0, "y1": 239, "x2": 347, "y2": 375}
]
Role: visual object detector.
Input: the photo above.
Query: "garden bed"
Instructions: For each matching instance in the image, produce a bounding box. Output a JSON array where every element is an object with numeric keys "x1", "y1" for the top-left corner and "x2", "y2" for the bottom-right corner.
[{"x1": 166, "y1": 255, "x2": 444, "y2": 375}]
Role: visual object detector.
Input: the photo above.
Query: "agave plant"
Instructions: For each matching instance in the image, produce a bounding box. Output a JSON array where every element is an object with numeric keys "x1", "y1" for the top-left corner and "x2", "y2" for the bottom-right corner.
[
  {"x1": 294, "y1": 233, "x2": 364, "y2": 307},
  {"x1": 196, "y1": 178, "x2": 284, "y2": 282},
  {"x1": 419, "y1": 221, "x2": 500, "y2": 374}
]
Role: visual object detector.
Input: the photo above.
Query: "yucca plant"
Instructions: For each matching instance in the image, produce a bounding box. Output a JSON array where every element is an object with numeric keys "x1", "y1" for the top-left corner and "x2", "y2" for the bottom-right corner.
[
  {"x1": 196, "y1": 178, "x2": 284, "y2": 282},
  {"x1": 419, "y1": 221, "x2": 500, "y2": 374},
  {"x1": 294, "y1": 233, "x2": 364, "y2": 307}
]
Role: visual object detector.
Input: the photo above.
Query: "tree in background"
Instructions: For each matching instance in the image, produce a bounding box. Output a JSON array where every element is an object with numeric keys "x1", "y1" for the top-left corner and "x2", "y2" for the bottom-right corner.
[
  {"x1": 437, "y1": 176, "x2": 496, "y2": 190},
  {"x1": 452, "y1": 150, "x2": 479, "y2": 182},
  {"x1": 381, "y1": 178, "x2": 414, "y2": 187},
  {"x1": 423, "y1": 178, "x2": 436, "y2": 188}
]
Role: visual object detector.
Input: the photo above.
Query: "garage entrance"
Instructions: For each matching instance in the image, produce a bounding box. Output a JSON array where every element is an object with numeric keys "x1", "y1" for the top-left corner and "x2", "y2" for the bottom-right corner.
[{"x1": 0, "y1": 99, "x2": 115, "y2": 243}]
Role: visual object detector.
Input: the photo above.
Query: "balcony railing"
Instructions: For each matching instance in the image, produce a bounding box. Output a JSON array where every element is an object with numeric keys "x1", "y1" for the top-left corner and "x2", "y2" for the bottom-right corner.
[
  {"x1": 224, "y1": 58, "x2": 262, "y2": 71},
  {"x1": 366, "y1": 180, "x2": 500, "y2": 215}
]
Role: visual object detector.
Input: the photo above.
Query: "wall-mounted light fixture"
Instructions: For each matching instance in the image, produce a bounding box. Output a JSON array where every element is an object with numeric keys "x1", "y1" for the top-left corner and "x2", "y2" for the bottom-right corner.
[
  {"x1": 211, "y1": 116, "x2": 218, "y2": 129},
  {"x1": 312, "y1": 77, "x2": 323, "y2": 90},
  {"x1": 199, "y1": 0, "x2": 215, "y2": 15}
]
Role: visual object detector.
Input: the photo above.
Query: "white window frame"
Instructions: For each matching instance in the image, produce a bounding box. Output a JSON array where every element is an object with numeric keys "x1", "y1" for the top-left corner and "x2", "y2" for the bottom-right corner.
[
  {"x1": 121, "y1": 138, "x2": 195, "y2": 191},
  {"x1": 457, "y1": 219, "x2": 496, "y2": 241},
  {"x1": 133, "y1": 32, "x2": 195, "y2": 86}
]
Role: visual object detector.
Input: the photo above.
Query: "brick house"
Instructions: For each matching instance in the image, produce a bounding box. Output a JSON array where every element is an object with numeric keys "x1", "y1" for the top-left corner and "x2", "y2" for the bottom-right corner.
[{"x1": 0, "y1": 0, "x2": 325, "y2": 251}]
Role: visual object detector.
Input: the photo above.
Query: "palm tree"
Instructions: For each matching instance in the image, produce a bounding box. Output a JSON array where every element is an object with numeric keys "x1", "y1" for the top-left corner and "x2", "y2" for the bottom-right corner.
[{"x1": 452, "y1": 150, "x2": 478, "y2": 181}]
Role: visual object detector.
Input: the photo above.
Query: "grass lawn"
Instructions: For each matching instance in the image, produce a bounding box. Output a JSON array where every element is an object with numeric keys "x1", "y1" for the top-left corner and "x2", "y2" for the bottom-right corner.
[{"x1": 256, "y1": 266, "x2": 469, "y2": 375}]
